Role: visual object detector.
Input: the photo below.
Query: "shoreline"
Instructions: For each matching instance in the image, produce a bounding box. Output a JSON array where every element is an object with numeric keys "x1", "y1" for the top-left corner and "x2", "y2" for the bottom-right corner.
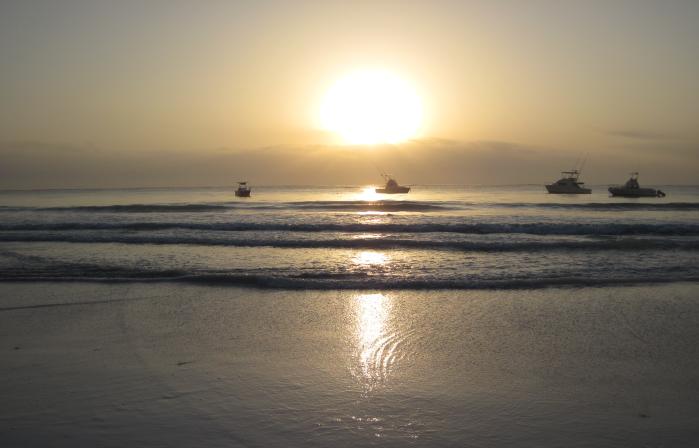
[{"x1": 2, "y1": 278, "x2": 699, "y2": 291}]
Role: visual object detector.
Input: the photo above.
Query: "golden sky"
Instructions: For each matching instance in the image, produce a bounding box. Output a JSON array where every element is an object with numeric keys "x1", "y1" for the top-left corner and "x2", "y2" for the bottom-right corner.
[{"x1": 1, "y1": 0, "x2": 698, "y2": 187}]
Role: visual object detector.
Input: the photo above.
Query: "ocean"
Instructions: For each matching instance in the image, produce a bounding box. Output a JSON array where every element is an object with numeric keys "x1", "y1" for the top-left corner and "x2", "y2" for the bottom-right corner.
[
  {"x1": 1, "y1": 184, "x2": 698, "y2": 287},
  {"x1": 1, "y1": 185, "x2": 699, "y2": 446}
]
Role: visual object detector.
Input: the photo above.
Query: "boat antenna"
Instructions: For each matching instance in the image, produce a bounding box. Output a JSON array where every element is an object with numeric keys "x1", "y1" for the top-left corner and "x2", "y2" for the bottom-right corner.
[
  {"x1": 635, "y1": 154, "x2": 641, "y2": 175},
  {"x1": 578, "y1": 152, "x2": 589, "y2": 173},
  {"x1": 571, "y1": 155, "x2": 580, "y2": 173},
  {"x1": 373, "y1": 163, "x2": 388, "y2": 180}
]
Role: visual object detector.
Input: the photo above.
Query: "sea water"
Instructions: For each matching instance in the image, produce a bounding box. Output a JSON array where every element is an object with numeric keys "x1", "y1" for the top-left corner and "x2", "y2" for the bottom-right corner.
[{"x1": 1, "y1": 184, "x2": 698, "y2": 288}]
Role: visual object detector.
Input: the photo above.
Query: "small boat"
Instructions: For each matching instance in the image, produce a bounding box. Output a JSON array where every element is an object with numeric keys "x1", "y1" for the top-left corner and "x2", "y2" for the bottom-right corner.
[
  {"x1": 235, "y1": 181, "x2": 251, "y2": 197},
  {"x1": 375, "y1": 174, "x2": 410, "y2": 194},
  {"x1": 608, "y1": 173, "x2": 665, "y2": 197},
  {"x1": 545, "y1": 170, "x2": 591, "y2": 194}
]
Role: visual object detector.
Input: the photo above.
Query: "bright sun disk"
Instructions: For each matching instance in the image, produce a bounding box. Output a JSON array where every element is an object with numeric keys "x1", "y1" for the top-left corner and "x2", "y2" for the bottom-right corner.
[{"x1": 319, "y1": 70, "x2": 423, "y2": 145}]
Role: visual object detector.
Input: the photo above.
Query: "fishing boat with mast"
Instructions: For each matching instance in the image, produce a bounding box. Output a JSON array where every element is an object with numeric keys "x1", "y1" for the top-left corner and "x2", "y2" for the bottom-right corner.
[
  {"x1": 545, "y1": 155, "x2": 592, "y2": 194},
  {"x1": 545, "y1": 170, "x2": 591, "y2": 194},
  {"x1": 235, "y1": 181, "x2": 251, "y2": 197},
  {"x1": 375, "y1": 174, "x2": 410, "y2": 194}
]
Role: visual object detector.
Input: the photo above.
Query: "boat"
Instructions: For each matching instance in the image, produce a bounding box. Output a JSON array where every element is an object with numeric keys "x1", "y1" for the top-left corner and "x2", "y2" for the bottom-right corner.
[
  {"x1": 235, "y1": 181, "x2": 251, "y2": 197},
  {"x1": 545, "y1": 170, "x2": 591, "y2": 194},
  {"x1": 375, "y1": 174, "x2": 410, "y2": 194},
  {"x1": 608, "y1": 172, "x2": 665, "y2": 197}
]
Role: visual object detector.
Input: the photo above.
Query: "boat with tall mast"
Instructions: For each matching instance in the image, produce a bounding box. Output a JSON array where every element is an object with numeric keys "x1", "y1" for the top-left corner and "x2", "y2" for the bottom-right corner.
[
  {"x1": 545, "y1": 170, "x2": 591, "y2": 194},
  {"x1": 375, "y1": 174, "x2": 410, "y2": 194}
]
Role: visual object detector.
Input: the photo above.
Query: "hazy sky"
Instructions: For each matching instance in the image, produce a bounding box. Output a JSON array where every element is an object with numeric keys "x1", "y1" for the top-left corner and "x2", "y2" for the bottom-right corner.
[{"x1": 1, "y1": 0, "x2": 698, "y2": 188}]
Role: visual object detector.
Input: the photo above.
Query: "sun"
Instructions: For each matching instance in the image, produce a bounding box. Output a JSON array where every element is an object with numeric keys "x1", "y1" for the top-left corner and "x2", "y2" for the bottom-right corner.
[{"x1": 319, "y1": 69, "x2": 423, "y2": 145}]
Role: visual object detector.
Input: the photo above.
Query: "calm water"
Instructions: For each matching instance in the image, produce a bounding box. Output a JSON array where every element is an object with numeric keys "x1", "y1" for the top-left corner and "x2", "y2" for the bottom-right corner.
[{"x1": 1, "y1": 184, "x2": 698, "y2": 288}]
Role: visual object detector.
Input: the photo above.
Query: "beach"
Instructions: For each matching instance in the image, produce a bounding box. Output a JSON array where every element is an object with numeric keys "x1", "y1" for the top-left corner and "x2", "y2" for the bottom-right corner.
[{"x1": 2, "y1": 282, "x2": 699, "y2": 447}]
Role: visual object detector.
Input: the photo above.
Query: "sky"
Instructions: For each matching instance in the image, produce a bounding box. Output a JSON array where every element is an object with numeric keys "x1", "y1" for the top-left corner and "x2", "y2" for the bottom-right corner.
[{"x1": 1, "y1": 0, "x2": 698, "y2": 188}]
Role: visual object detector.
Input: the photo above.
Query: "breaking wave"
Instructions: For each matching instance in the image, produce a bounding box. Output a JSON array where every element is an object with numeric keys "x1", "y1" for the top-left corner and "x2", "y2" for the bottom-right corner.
[
  {"x1": 491, "y1": 202, "x2": 699, "y2": 211},
  {"x1": 42, "y1": 204, "x2": 229, "y2": 213},
  {"x1": 2, "y1": 222, "x2": 698, "y2": 236},
  {"x1": 0, "y1": 201, "x2": 453, "y2": 213},
  {"x1": 2, "y1": 201, "x2": 699, "y2": 213},
  {"x1": 1, "y1": 269, "x2": 697, "y2": 290},
  {"x1": 1, "y1": 233, "x2": 697, "y2": 251}
]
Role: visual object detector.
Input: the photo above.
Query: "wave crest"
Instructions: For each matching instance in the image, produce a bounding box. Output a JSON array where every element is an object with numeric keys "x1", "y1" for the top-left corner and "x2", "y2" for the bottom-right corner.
[
  {"x1": 1, "y1": 270, "x2": 697, "y2": 290},
  {"x1": 2, "y1": 222, "x2": 698, "y2": 236},
  {"x1": 1, "y1": 233, "x2": 697, "y2": 251}
]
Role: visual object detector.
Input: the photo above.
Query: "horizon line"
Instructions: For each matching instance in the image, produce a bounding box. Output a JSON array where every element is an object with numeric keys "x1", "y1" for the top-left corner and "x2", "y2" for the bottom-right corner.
[{"x1": 2, "y1": 183, "x2": 698, "y2": 193}]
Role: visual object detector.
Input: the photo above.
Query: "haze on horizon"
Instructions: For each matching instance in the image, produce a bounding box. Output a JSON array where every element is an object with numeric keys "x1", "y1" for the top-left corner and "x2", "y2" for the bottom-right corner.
[{"x1": 1, "y1": 0, "x2": 698, "y2": 188}]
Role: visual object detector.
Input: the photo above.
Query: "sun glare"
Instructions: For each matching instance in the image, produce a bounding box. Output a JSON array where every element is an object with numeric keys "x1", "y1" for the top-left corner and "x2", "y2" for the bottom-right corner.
[
  {"x1": 357, "y1": 186, "x2": 381, "y2": 201},
  {"x1": 353, "y1": 251, "x2": 388, "y2": 266},
  {"x1": 319, "y1": 70, "x2": 423, "y2": 145}
]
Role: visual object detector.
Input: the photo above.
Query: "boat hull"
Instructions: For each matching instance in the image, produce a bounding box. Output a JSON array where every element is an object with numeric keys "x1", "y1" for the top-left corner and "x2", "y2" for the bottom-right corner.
[
  {"x1": 376, "y1": 187, "x2": 410, "y2": 194},
  {"x1": 545, "y1": 185, "x2": 591, "y2": 194},
  {"x1": 235, "y1": 190, "x2": 251, "y2": 197},
  {"x1": 608, "y1": 187, "x2": 663, "y2": 197}
]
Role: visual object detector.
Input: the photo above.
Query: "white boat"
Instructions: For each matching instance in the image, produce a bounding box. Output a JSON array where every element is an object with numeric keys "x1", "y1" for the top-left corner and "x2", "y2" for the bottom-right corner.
[
  {"x1": 375, "y1": 174, "x2": 410, "y2": 194},
  {"x1": 545, "y1": 170, "x2": 591, "y2": 194},
  {"x1": 608, "y1": 173, "x2": 665, "y2": 197}
]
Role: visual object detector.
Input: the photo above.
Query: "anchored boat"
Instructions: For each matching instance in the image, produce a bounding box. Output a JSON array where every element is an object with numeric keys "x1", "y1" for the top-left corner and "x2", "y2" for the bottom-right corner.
[
  {"x1": 545, "y1": 170, "x2": 591, "y2": 194},
  {"x1": 375, "y1": 174, "x2": 410, "y2": 194},
  {"x1": 235, "y1": 181, "x2": 251, "y2": 197},
  {"x1": 608, "y1": 173, "x2": 665, "y2": 197}
]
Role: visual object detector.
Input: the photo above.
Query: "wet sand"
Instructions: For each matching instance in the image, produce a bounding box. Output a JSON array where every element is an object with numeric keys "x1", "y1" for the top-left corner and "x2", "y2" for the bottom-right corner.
[{"x1": 2, "y1": 283, "x2": 699, "y2": 447}]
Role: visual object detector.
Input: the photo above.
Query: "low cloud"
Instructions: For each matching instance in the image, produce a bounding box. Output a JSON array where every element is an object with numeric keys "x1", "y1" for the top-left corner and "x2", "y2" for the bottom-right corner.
[
  {"x1": 605, "y1": 129, "x2": 675, "y2": 141},
  {"x1": 1, "y1": 139, "x2": 696, "y2": 189}
]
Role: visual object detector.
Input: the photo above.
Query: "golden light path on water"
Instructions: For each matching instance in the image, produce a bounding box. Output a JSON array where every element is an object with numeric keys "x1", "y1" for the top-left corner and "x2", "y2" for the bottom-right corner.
[
  {"x1": 350, "y1": 247, "x2": 410, "y2": 392},
  {"x1": 354, "y1": 293, "x2": 392, "y2": 389},
  {"x1": 353, "y1": 251, "x2": 388, "y2": 266},
  {"x1": 356, "y1": 186, "x2": 381, "y2": 202}
]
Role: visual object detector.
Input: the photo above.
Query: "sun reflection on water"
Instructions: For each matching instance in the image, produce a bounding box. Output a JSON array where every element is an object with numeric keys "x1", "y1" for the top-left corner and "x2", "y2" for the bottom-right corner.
[
  {"x1": 355, "y1": 293, "x2": 391, "y2": 387},
  {"x1": 352, "y1": 291, "x2": 410, "y2": 395},
  {"x1": 353, "y1": 251, "x2": 389, "y2": 266},
  {"x1": 349, "y1": 233, "x2": 383, "y2": 240},
  {"x1": 356, "y1": 186, "x2": 381, "y2": 202},
  {"x1": 353, "y1": 187, "x2": 390, "y2": 215}
]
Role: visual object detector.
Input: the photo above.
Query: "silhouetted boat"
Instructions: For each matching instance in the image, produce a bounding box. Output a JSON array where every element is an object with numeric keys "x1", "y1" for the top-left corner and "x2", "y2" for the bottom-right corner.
[
  {"x1": 608, "y1": 172, "x2": 665, "y2": 197},
  {"x1": 375, "y1": 174, "x2": 410, "y2": 194},
  {"x1": 545, "y1": 170, "x2": 591, "y2": 194},
  {"x1": 235, "y1": 181, "x2": 251, "y2": 197}
]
